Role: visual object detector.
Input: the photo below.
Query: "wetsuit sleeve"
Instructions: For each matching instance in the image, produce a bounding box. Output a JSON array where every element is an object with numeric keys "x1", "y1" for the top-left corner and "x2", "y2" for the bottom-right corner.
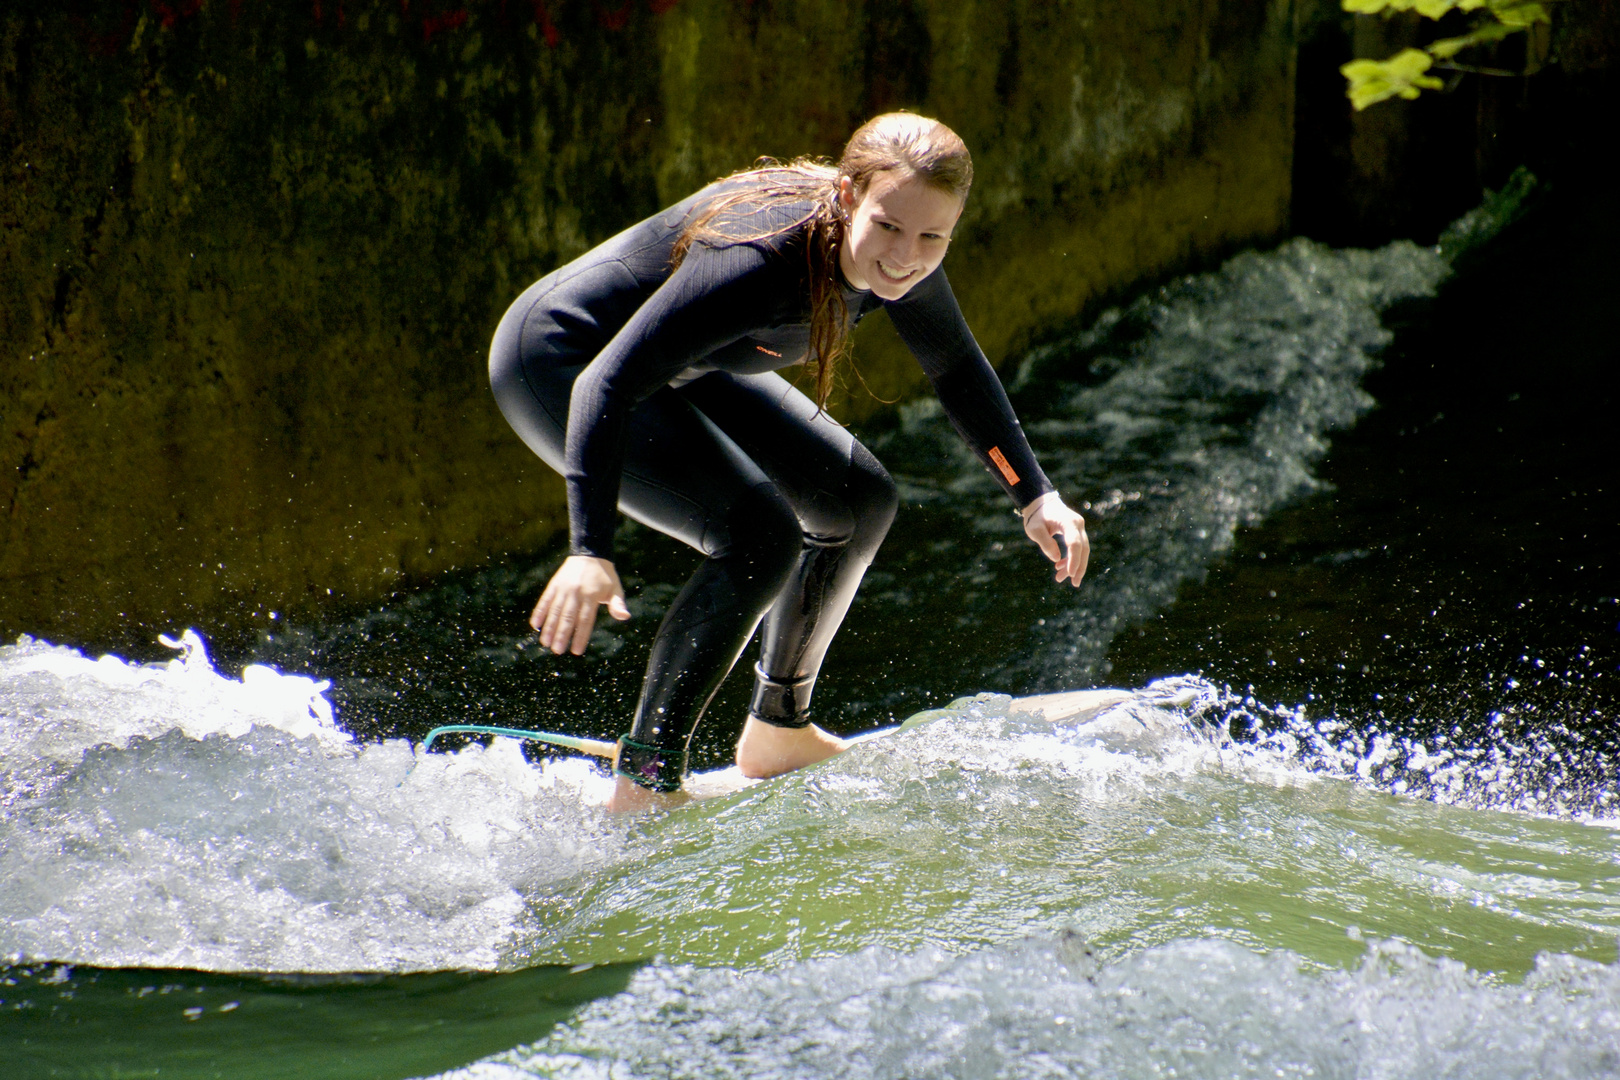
[
  {"x1": 565, "y1": 241, "x2": 793, "y2": 559},
  {"x1": 883, "y1": 267, "x2": 1055, "y2": 507}
]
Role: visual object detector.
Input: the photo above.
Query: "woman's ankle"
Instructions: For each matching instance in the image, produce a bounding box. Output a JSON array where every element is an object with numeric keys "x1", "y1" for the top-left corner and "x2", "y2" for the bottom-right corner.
[{"x1": 734, "y1": 714, "x2": 847, "y2": 779}]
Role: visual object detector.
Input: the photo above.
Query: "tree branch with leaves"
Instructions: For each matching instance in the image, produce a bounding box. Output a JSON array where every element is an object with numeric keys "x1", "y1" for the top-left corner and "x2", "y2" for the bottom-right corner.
[{"x1": 1340, "y1": 0, "x2": 1554, "y2": 109}]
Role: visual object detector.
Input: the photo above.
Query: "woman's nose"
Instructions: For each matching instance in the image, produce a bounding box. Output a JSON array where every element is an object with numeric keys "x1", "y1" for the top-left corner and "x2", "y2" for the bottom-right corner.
[{"x1": 895, "y1": 233, "x2": 921, "y2": 266}]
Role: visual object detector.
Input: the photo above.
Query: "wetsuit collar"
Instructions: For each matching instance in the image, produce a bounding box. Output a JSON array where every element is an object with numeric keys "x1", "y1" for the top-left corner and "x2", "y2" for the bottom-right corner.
[{"x1": 835, "y1": 259, "x2": 870, "y2": 298}]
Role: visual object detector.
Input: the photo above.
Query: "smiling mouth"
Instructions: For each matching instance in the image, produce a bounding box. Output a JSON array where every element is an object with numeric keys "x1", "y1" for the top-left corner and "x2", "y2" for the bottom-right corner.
[{"x1": 876, "y1": 260, "x2": 916, "y2": 283}]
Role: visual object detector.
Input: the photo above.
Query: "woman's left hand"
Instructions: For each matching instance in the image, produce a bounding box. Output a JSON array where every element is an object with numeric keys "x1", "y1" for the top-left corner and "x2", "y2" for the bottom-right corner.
[{"x1": 1022, "y1": 492, "x2": 1090, "y2": 586}]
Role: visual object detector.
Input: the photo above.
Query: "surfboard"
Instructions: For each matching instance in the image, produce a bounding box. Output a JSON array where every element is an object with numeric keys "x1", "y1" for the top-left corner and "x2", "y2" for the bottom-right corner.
[
  {"x1": 415, "y1": 685, "x2": 1192, "y2": 802},
  {"x1": 683, "y1": 687, "x2": 1145, "y2": 800}
]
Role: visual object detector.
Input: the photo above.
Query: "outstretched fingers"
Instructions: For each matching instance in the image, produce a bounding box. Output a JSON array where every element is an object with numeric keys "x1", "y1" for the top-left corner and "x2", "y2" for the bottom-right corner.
[
  {"x1": 539, "y1": 591, "x2": 593, "y2": 655},
  {"x1": 530, "y1": 555, "x2": 631, "y2": 655},
  {"x1": 542, "y1": 590, "x2": 570, "y2": 653},
  {"x1": 530, "y1": 579, "x2": 558, "y2": 634},
  {"x1": 567, "y1": 597, "x2": 597, "y2": 655}
]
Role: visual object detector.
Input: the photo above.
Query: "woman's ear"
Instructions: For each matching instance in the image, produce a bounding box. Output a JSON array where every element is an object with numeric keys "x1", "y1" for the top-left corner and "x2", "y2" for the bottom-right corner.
[{"x1": 836, "y1": 175, "x2": 855, "y2": 213}]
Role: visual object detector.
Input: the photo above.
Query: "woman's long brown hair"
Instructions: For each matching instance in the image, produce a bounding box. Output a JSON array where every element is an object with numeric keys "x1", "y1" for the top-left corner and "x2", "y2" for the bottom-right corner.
[{"x1": 672, "y1": 113, "x2": 974, "y2": 409}]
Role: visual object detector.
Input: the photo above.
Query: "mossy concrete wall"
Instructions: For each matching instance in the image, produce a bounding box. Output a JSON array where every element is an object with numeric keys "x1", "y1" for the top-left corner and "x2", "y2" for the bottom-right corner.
[{"x1": 1, "y1": 0, "x2": 1295, "y2": 648}]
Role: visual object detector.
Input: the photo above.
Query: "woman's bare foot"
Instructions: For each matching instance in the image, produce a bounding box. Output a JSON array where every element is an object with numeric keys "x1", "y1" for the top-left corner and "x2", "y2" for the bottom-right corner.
[
  {"x1": 604, "y1": 773, "x2": 690, "y2": 814},
  {"x1": 734, "y1": 714, "x2": 848, "y2": 779}
]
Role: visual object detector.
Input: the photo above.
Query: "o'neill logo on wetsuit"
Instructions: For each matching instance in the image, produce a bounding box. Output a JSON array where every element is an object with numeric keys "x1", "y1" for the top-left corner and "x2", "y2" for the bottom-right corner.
[{"x1": 988, "y1": 446, "x2": 1020, "y2": 485}]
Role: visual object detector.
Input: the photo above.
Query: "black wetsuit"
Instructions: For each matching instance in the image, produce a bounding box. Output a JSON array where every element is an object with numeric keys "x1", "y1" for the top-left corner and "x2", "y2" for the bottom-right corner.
[{"x1": 488, "y1": 181, "x2": 1052, "y2": 789}]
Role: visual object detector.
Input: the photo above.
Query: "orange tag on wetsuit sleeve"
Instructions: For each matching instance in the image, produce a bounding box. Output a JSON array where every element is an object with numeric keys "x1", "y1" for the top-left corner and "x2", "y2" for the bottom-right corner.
[{"x1": 988, "y1": 446, "x2": 1020, "y2": 486}]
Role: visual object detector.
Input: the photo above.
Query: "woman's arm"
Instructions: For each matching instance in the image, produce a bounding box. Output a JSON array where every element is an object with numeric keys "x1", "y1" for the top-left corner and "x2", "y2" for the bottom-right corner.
[
  {"x1": 884, "y1": 267, "x2": 1052, "y2": 504},
  {"x1": 534, "y1": 241, "x2": 797, "y2": 653},
  {"x1": 885, "y1": 267, "x2": 1089, "y2": 586}
]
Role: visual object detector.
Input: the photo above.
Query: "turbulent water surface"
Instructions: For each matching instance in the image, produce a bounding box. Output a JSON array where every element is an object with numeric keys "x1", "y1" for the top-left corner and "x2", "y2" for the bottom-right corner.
[{"x1": 5, "y1": 177, "x2": 1618, "y2": 1079}]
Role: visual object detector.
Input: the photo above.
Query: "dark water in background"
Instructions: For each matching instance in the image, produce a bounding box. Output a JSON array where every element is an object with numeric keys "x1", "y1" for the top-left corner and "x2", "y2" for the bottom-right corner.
[
  {"x1": 6, "y1": 176, "x2": 1619, "y2": 1080},
  {"x1": 1108, "y1": 175, "x2": 1618, "y2": 735}
]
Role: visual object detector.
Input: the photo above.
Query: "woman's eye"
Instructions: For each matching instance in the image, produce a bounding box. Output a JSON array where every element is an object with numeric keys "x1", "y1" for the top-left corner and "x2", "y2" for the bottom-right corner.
[{"x1": 877, "y1": 221, "x2": 899, "y2": 232}]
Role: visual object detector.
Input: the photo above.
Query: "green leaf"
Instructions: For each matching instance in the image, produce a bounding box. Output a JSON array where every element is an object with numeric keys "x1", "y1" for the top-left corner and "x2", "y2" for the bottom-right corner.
[
  {"x1": 1342, "y1": 0, "x2": 1486, "y2": 17},
  {"x1": 1341, "y1": 49, "x2": 1446, "y2": 109},
  {"x1": 1488, "y1": 1, "x2": 1551, "y2": 27},
  {"x1": 1428, "y1": 20, "x2": 1517, "y2": 58}
]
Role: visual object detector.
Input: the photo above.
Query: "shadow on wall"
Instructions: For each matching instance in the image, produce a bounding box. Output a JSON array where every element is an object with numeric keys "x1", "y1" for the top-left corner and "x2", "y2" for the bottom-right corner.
[{"x1": 5, "y1": 0, "x2": 1294, "y2": 651}]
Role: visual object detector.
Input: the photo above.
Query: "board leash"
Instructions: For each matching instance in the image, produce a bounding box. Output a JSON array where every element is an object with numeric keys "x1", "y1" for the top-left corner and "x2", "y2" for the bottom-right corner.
[{"x1": 398, "y1": 724, "x2": 616, "y2": 786}]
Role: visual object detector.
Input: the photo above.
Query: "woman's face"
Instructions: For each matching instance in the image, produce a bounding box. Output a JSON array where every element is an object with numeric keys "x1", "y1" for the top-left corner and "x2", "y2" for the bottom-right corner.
[{"x1": 838, "y1": 171, "x2": 964, "y2": 300}]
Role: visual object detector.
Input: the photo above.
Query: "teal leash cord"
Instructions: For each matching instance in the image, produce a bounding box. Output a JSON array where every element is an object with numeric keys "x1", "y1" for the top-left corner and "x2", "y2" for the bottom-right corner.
[{"x1": 398, "y1": 724, "x2": 609, "y2": 787}]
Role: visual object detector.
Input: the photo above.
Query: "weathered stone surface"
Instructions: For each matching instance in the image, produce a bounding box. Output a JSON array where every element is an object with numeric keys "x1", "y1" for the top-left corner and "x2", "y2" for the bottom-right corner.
[{"x1": 1, "y1": 0, "x2": 1295, "y2": 647}]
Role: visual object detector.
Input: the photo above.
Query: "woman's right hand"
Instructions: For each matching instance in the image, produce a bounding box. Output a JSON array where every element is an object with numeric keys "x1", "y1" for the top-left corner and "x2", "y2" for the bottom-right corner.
[{"x1": 531, "y1": 555, "x2": 632, "y2": 655}]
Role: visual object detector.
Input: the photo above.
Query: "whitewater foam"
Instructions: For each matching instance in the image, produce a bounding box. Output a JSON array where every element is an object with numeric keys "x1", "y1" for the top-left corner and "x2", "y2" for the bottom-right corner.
[
  {"x1": 447, "y1": 932, "x2": 1620, "y2": 1080},
  {"x1": 3, "y1": 635, "x2": 1614, "y2": 981},
  {"x1": 0, "y1": 634, "x2": 620, "y2": 972}
]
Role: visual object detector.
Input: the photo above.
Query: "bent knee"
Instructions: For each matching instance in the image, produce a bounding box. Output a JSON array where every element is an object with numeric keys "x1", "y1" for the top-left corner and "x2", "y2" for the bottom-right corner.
[
  {"x1": 848, "y1": 441, "x2": 899, "y2": 536},
  {"x1": 712, "y1": 482, "x2": 803, "y2": 577}
]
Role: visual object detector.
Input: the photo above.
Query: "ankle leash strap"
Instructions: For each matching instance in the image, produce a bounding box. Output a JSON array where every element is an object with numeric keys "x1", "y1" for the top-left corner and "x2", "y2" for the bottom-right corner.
[
  {"x1": 615, "y1": 736, "x2": 686, "y2": 792},
  {"x1": 749, "y1": 663, "x2": 816, "y2": 729}
]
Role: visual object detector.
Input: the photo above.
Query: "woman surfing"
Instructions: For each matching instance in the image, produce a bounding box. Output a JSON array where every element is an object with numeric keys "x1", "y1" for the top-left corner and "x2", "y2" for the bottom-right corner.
[{"x1": 488, "y1": 113, "x2": 1089, "y2": 811}]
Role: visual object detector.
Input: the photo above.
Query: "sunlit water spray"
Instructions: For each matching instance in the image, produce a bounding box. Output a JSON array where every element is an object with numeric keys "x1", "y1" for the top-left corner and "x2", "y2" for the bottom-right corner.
[
  {"x1": 3, "y1": 636, "x2": 1616, "y2": 978},
  {"x1": 459, "y1": 936, "x2": 1620, "y2": 1080},
  {"x1": 879, "y1": 234, "x2": 1451, "y2": 692}
]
